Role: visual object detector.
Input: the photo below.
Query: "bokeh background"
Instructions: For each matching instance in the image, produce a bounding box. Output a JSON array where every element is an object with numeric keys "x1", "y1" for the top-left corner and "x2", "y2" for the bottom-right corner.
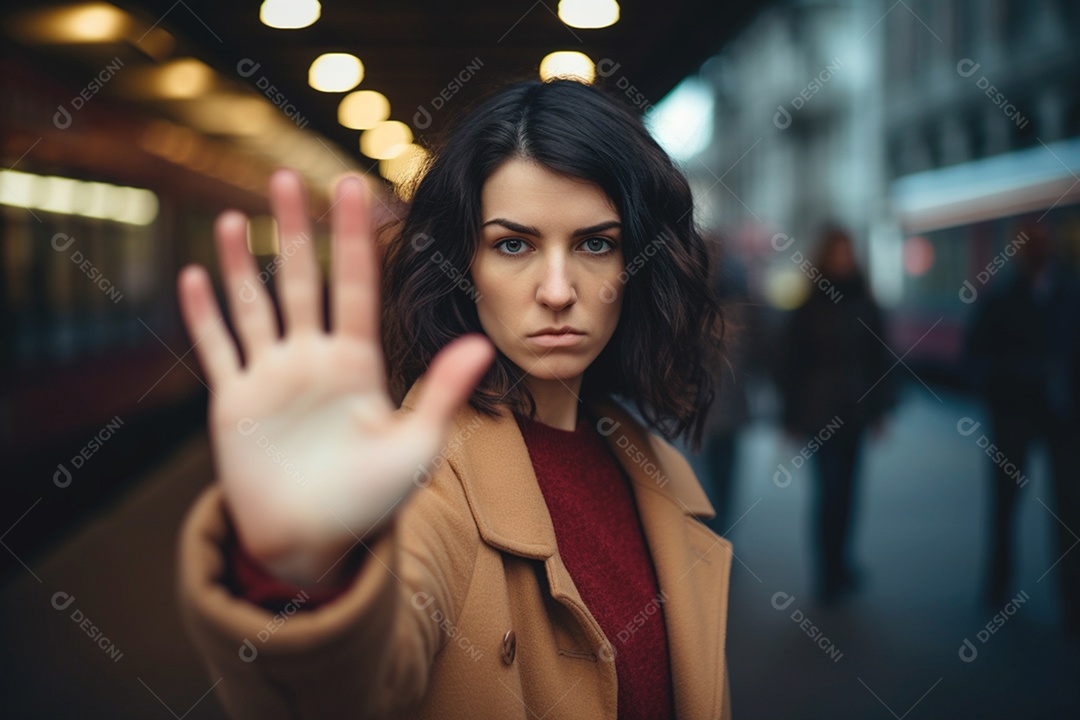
[{"x1": 1, "y1": 1, "x2": 1078, "y2": 718}]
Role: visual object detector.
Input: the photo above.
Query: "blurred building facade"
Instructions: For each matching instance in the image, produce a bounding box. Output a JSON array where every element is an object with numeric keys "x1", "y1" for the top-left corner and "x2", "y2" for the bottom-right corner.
[{"x1": 687, "y1": 0, "x2": 1080, "y2": 375}]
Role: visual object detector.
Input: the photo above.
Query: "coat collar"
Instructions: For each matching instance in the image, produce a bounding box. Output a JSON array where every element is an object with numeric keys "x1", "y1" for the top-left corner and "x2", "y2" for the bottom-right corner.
[
  {"x1": 401, "y1": 381, "x2": 715, "y2": 556},
  {"x1": 401, "y1": 381, "x2": 732, "y2": 720}
]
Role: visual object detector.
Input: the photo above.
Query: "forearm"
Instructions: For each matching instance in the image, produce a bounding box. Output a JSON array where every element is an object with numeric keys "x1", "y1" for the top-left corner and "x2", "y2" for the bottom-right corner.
[{"x1": 179, "y1": 486, "x2": 420, "y2": 719}]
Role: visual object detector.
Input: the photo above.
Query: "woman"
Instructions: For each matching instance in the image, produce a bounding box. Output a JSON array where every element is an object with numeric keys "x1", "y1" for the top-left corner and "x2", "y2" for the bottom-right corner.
[
  {"x1": 175, "y1": 78, "x2": 733, "y2": 719},
  {"x1": 777, "y1": 226, "x2": 892, "y2": 604}
]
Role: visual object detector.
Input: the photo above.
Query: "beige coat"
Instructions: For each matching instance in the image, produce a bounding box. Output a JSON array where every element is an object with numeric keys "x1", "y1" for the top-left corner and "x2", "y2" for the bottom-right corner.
[{"x1": 177, "y1": 381, "x2": 735, "y2": 719}]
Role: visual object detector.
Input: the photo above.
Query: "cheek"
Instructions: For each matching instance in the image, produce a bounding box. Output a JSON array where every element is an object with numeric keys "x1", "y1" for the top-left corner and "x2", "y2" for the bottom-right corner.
[
  {"x1": 471, "y1": 262, "x2": 522, "y2": 337},
  {"x1": 597, "y1": 292, "x2": 624, "y2": 333},
  {"x1": 586, "y1": 260, "x2": 625, "y2": 323}
]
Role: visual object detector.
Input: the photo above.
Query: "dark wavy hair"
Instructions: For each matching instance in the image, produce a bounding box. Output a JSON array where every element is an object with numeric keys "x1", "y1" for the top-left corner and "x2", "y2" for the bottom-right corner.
[{"x1": 381, "y1": 78, "x2": 723, "y2": 449}]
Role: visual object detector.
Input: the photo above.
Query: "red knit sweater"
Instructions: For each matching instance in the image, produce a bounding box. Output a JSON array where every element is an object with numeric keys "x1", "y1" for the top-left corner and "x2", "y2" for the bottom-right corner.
[
  {"x1": 514, "y1": 407, "x2": 675, "y2": 720},
  {"x1": 228, "y1": 406, "x2": 675, "y2": 719}
]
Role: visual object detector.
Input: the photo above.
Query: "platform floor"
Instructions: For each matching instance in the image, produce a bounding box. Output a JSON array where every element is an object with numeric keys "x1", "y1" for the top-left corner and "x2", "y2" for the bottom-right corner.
[{"x1": 1, "y1": 385, "x2": 1077, "y2": 718}]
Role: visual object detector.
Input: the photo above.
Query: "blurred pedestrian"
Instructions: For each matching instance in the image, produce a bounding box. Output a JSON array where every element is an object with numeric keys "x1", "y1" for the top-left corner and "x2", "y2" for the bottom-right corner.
[
  {"x1": 965, "y1": 222, "x2": 1080, "y2": 637},
  {"x1": 777, "y1": 226, "x2": 893, "y2": 604}
]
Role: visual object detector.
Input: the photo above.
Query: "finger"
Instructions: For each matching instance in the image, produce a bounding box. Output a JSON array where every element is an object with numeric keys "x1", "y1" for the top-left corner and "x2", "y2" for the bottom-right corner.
[
  {"x1": 268, "y1": 169, "x2": 323, "y2": 334},
  {"x1": 330, "y1": 175, "x2": 379, "y2": 340},
  {"x1": 214, "y1": 210, "x2": 279, "y2": 363},
  {"x1": 177, "y1": 264, "x2": 240, "y2": 389},
  {"x1": 411, "y1": 334, "x2": 495, "y2": 428}
]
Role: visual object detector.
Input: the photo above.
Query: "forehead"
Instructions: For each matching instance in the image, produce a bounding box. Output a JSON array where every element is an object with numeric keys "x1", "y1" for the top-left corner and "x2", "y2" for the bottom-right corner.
[{"x1": 480, "y1": 158, "x2": 619, "y2": 229}]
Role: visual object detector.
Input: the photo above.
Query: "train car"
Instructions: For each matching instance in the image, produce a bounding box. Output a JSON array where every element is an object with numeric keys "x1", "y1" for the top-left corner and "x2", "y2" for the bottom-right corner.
[
  {"x1": 0, "y1": 16, "x2": 387, "y2": 577},
  {"x1": 880, "y1": 136, "x2": 1080, "y2": 387}
]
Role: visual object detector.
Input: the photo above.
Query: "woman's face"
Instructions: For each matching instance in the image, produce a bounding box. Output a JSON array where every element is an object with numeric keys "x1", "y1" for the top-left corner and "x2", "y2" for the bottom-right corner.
[{"x1": 470, "y1": 158, "x2": 625, "y2": 387}]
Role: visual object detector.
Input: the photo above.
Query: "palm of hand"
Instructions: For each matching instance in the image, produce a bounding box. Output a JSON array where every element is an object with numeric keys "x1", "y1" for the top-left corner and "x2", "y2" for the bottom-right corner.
[{"x1": 177, "y1": 170, "x2": 493, "y2": 585}]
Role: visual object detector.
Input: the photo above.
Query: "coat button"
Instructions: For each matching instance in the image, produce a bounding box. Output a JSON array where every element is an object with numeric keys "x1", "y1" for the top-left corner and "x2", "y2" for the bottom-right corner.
[{"x1": 501, "y1": 629, "x2": 516, "y2": 665}]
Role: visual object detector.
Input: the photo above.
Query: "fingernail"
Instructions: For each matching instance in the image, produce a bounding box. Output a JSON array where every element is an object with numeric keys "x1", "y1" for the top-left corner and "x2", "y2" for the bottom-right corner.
[
  {"x1": 338, "y1": 174, "x2": 364, "y2": 201},
  {"x1": 218, "y1": 210, "x2": 246, "y2": 231}
]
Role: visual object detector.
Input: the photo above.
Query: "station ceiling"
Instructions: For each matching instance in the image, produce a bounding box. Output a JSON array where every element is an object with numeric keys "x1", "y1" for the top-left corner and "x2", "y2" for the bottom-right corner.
[{"x1": 104, "y1": 0, "x2": 765, "y2": 163}]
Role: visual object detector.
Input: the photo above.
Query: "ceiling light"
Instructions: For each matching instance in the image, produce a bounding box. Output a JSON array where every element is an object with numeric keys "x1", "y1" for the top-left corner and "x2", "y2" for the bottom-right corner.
[
  {"x1": 80, "y1": 182, "x2": 123, "y2": 219},
  {"x1": 9, "y1": 3, "x2": 131, "y2": 43},
  {"x1": 0, "y1": 171, "x2": 36, "y2": 208},
  {"x1": 115, "y1": 188, "x2": 159, "y2": 225},
  {"x1": 558, "y1": 0, "x2": 619, "y2": 29},
  {"x1": 153, "y1": 58, "x2": 215, "y2": 98},
  {"x1": 309, "y1": 53, "x2": 363, "y2": 92},
  {"x1": 360, "y1": 121, "x2": 413, "y2": 160},
  {"x1": 539, "y1": 51, "x2": 595, "y2": 83},
  {"x1": 338, "y1": 90, "x2": 390, "y2": 129},
  {"x1": 39, "y1": 176, "x2": 80, "y2": 214},
  {"x1": 0, "y1": 171, "x2": 158, "y2": 226},
  {"x1": 260, "y1": 0, "x2": 321, "y2": 29}
]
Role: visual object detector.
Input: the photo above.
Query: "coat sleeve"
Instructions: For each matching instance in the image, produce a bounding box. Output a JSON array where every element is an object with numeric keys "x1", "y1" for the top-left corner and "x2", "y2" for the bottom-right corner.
[
  {"x1": 175, "y1": 457, "x2": 481, "y2": 720},
  {"x1": 227, "y1": 533, "x2": 354, "y2": 611}
]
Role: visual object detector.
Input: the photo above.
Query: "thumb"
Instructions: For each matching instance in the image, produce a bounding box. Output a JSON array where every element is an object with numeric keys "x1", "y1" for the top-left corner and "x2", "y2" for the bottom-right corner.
[{"x1": 411, "y1": 334, "x2": 496, "y2": 429}]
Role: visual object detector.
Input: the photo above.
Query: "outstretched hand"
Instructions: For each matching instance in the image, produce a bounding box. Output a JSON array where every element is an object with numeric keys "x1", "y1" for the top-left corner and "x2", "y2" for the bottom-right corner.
[{"x1": 176, "y1": 170, "x2": 494, "y2": 586}]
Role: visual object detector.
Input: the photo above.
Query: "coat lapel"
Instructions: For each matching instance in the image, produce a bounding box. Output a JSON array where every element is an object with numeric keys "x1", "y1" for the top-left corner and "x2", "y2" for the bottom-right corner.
[
  {"x1": 588, "y1": 399, "x2": 733, "y2": 720},
  {"x1": 401, "y1": 383, "x2": 733, "y2": 719},
  {"x1": 401, "y1": 380, "x2": 560, "y2": 560}
]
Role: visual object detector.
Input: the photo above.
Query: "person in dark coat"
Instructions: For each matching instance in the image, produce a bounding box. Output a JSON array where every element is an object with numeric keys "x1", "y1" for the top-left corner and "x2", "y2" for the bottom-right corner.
[
  {"x1": 778, "y1": 226, "x2": 893, "y2": 603},
  {"x1": 965, "y1": 222, "x2": 1080, "y2": 636}
]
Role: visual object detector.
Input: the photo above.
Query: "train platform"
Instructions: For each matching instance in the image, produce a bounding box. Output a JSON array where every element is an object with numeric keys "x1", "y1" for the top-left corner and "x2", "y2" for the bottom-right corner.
[
  {"x1": 0, "y1": 384, "x2": 1077, "y2": 718},
  {"x1": 708, "y1": 384, "x2": 1080, "y2": 719}
]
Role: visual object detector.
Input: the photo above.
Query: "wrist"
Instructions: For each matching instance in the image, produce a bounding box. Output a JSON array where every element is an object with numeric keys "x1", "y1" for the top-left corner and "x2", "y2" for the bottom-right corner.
[{"x1": 248, "y1": 537, "x2": 359, "y2": 589}]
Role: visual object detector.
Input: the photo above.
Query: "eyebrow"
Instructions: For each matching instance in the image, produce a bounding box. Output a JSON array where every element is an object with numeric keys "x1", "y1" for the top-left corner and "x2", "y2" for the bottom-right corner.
[{"x1": 481, "y1": 218, "x2": 621, "y2": 237}]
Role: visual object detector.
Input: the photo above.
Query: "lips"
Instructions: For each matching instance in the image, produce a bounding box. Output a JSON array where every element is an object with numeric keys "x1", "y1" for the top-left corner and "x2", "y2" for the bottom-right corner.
[
  {"x1": 526, "y1": 327, "x2": 586, "y2": 348},
  {"x1": 528, "y1": 326, "x2": 584, "y2": 337}
]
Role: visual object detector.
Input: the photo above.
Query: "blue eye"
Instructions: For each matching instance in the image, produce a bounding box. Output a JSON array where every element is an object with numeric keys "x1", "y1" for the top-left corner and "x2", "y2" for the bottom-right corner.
[
  {"x1": 492, "y1": 237, "x2": 616, "y2": 256},
  {"x1": 582, "y1": 237, "x2": 616, "y2": 255},
  {"x1": 494, "y1": 238, "x2": 528, "y2": 255}
]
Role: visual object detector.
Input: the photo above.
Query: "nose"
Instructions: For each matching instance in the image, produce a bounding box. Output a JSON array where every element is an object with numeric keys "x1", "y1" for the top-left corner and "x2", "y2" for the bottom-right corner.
[{"x1": 535, "y1": 252, "x2": 576, "y2": 311}]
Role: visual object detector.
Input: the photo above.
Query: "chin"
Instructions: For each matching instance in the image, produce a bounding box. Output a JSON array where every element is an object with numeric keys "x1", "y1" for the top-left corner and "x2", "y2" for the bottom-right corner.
[{"x1": 511, "y1": 355, "x2": 592, "y2": 383}]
